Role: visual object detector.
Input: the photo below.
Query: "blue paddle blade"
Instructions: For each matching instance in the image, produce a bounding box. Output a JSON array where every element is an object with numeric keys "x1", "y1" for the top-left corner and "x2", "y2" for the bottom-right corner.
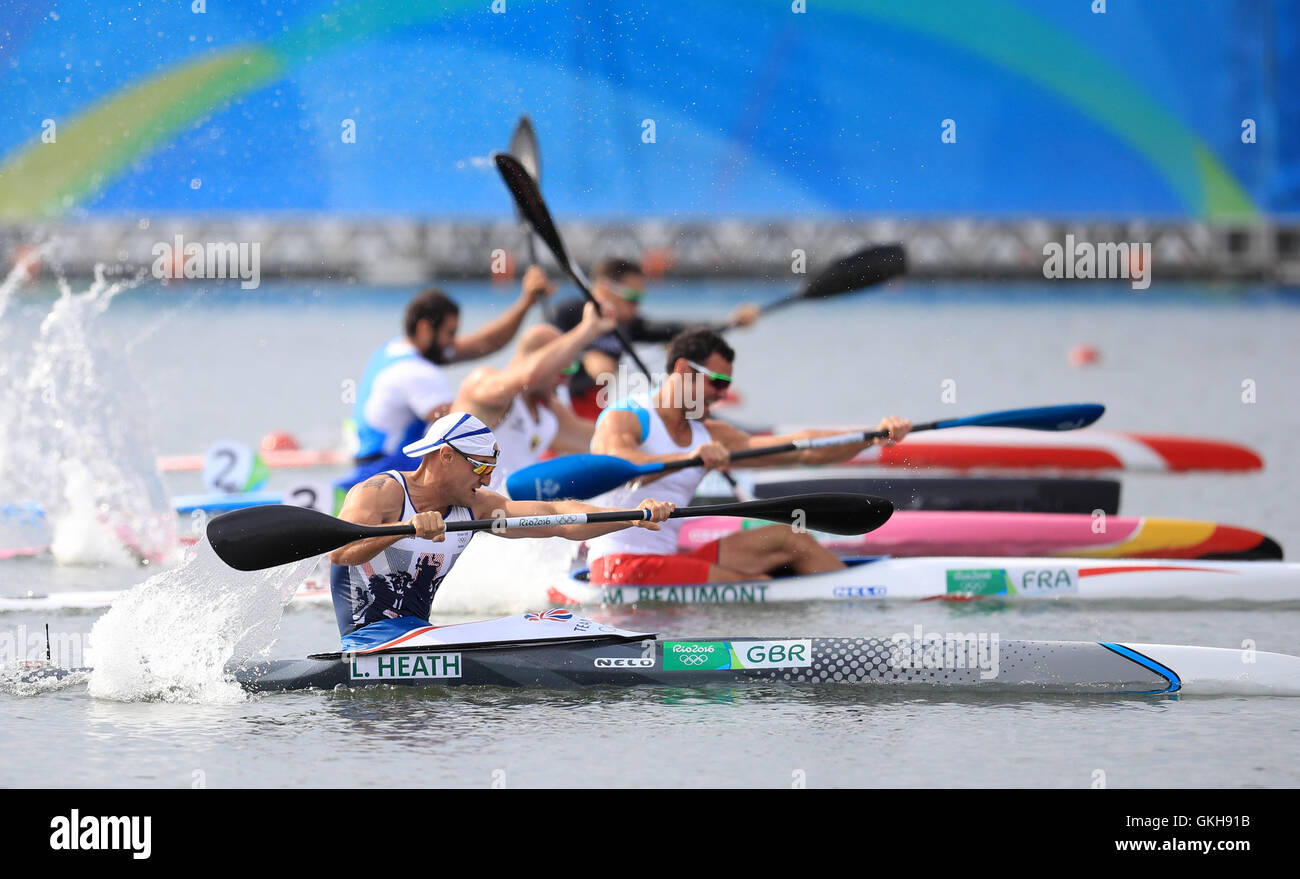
[
  {"x1": 506, "y1": 454, "x2": 658, "y2": 500},
  {"x1": 933, "y1": 403, "x2": 1105, "y2": 431}
]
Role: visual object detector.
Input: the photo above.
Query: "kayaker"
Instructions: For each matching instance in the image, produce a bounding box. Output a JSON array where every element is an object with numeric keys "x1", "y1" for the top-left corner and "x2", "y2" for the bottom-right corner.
[
  {"x1": 452, "y1": 300, "x2": 617, "y2": 493},
  {"x1": 337, "y1": 266, "x2": 554, "y2": 490},
  {"x1": 585, "y1": 328, "x2": 911, "y2": 586},
  {"x1": 544, "y1": 257, "x2": 761, "y2": 419},
  {"x1": 328, "y1": 411, "x2": 674, "y2": 649}
]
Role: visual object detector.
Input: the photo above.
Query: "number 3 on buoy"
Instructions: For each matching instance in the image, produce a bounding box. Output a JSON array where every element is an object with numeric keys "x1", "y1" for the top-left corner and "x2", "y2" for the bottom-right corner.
[{"x1": 284, "y1": 481, "x2": 340, "y2": 515}]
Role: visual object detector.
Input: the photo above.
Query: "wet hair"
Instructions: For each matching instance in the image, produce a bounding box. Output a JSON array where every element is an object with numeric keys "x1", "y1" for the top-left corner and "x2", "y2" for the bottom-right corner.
[
  {"x1": 665, "y1": 328, "x2": 735, "y2": 373},
  {"x1": 593, "y1": 257, "x2": 643, "y2": 284},
  {"x1": 405, "y1": 288, "x2": 460, "y2": 338}
]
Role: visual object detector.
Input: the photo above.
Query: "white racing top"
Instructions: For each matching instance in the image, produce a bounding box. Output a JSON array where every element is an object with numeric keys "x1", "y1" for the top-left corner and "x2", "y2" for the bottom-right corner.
[
  {"x1": 492, "y1": 395, "x2": 560, "y2": 494},
  {"x1": 587, "y1": 395, "x2": 711, "y2": 560},
  {"x1": 359, "y1": 338, "x2": 455, "y2": 456}
]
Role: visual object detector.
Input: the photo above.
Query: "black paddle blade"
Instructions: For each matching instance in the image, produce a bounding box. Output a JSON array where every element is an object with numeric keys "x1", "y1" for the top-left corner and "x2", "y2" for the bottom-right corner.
[
  {"x1": 678, "y1": 493, "x2": 893, "y2": 536},
  {"x1": 801, "y1": 243, "x2": 906, "y2": 301},
  {"x1": 509, "y1": 115, "x2": 541, "y2": 182},
  {"x1": 495, "y1": 152, "x2": 570, "y2": 268},
  {"x1": 207, "y1": 506, "x2": 388, "y2": 572}
]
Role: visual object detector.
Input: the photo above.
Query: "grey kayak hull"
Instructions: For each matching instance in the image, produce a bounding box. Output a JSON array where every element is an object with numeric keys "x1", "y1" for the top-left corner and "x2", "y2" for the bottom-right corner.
[{"x1": 235, "y1": 636, "x2": 1300, "y2": 696}]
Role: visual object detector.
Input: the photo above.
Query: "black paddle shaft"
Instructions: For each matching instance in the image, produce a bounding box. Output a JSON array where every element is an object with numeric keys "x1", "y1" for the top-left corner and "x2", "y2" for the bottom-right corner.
[
  {"x1": 206, "y1": 493, "x2": 891, "y2": 571},
  {"x1": 651, "y1": 427, "x2": 891, "y2": 478},
  {"x1": 494, "y1": 152, "x2": 654, "y2": 378}
]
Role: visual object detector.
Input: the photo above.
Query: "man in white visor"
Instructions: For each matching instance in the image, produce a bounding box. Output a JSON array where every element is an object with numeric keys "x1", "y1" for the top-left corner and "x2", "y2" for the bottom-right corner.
[{"x1": 328, "y1": 411, "x2": 674, "y2": 650}]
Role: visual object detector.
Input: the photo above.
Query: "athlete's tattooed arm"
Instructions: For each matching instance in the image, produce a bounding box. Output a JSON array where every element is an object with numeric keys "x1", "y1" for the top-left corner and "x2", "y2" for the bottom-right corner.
[{"x1": 328, "y1": 473, "x2": 417, "y2": 566}]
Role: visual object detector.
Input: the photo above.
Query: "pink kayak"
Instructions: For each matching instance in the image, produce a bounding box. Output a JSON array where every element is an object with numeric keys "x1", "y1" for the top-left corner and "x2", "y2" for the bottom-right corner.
[{"x1": 677, "y1": 511, "x2": 1282, "y2": 561}]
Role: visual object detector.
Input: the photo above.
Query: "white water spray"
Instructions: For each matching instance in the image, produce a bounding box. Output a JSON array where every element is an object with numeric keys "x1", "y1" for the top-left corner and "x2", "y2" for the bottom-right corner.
[
  {"x1": 0, "y1": 262, "x2": 176, "y2": 565},
  {"x1": 87, "y1": 540, "x2": 317, "y2": 703}
]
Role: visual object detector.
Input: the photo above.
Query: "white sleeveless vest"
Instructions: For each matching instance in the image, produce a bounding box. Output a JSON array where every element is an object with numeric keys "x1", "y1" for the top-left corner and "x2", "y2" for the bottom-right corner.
[
  {"x1": 587, "y1": 396, "x2": 711, "y2": 560},
  {"x1": 491, "y1": 395, "x2": 560, "y2": 494}
]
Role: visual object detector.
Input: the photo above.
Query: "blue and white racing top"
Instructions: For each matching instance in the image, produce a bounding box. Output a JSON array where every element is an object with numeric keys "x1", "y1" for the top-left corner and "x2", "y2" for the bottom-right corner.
[
  {"x1": 329, "y1": 471, "x2": 475, "y2": 637},
  {"x1": 351, "y1": 337, "x2": 454, "y2": 461}
]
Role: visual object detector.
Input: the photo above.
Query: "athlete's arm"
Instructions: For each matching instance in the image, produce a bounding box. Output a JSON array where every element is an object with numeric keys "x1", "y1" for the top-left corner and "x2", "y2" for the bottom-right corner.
[
  {"x1": 449, "y1": 266, "x2": 553, "y2": 362},
  {"x1": 547, "y1": 397, "x2": 595, "y2": 454},
  {"x1": 580, "y1": 349, "x2": 619, "y2": 388},
  {"x1": 590, "y1": 408, "x2": 731, "y2": 480},
  {"x1": 329, "y1": 474, "x2": 445, "y2": 565},
  {"x1": 470, "y1": 489, "x2": 674, "y2": 540},
  {"x1": 454, "y1": 303, "x2": 616, "y2": 422},
  {"x1": 705, "y1": 417, "x2": 912, "y2": 467},
  {"x1": 627, "y1": 316, "x2": 691, "y2": 343}
]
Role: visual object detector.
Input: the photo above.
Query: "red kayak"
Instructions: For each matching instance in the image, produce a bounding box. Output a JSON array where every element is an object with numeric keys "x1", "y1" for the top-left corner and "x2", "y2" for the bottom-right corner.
[
  {"x1": 836, "y1": 428, "x2": 1262, "y2": 472},
  {"x1": 677, "y1": 511, "x2": 1282, "y2": 561}
]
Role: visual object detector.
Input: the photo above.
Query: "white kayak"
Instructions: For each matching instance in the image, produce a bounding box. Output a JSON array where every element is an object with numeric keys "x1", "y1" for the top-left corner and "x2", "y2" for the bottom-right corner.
[
  {"x1": 0, "y1": 578, "x2": 332, "y2": 613},
  {"x1": 7, "y1": 556, "x2": 1298, "y2": 614},
  {"x1": 548, "y1": 556, "x2": 1300, "y2": 606}
]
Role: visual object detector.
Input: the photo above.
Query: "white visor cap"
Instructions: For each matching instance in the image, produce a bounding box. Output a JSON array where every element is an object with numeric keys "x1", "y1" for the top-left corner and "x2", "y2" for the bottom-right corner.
[{"x1": 402, "y1": 412, "x2": 500, "y2": 460}]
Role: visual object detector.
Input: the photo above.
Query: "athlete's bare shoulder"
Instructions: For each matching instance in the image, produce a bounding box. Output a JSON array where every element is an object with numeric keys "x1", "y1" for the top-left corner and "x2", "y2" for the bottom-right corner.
[
  {"x1": 355, "y1": 472, "x2": 403, "y2": 496},
  {"x1": 339, "y1": 472, "x2": 406, "y2": 524},
  {"x1": 592, "y1": 407, "x2": 643, "y2": 451}
]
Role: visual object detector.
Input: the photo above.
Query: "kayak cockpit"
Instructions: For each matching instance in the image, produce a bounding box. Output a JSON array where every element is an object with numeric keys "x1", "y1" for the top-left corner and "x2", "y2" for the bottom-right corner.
[{"x1": 308, "y1": 611, "x2": 656, "y2": 660}]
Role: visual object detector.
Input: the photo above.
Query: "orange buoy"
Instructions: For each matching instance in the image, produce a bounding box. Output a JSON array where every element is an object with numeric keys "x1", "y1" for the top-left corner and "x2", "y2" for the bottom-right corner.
[
  {"x1": 1128, "y1": 247, "x2": 1145, "y2": 280},
  {"x1": 640, "y1": 246, "x2": 676, "y2": 279},
  {"x1": 1068, "y1": 344, "x2": 1100, "y2": 367},
  {"x1": 12, "y1": 244, "x2": 42, "y2": 282},
  {"x1": 260, "y1": 431, "x2": 301, "y2": 452}
]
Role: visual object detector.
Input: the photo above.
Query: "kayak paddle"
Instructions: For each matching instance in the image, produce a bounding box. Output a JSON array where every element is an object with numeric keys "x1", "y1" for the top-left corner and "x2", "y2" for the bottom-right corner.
[
  {"x1": 495, "y1": 151, "x2": 656, "y2": 379},
  {"x1": 507, "y1": 402, "x2": 1106, "y2": 500},
  {"x1": 207, "y1": 493, "x2": 893, "y2": 572},
  {"x1": 750, "y1": 243, "x2": 906, "y2": 320},
  {"x1": 507, "y1": 115, "x2": 541, "y2": 265}
]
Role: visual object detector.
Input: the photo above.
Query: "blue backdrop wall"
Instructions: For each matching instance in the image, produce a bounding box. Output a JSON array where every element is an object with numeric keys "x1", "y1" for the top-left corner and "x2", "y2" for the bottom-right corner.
[{"x1": 1, "y1": 0, "x2": 1295, "y2": 220}]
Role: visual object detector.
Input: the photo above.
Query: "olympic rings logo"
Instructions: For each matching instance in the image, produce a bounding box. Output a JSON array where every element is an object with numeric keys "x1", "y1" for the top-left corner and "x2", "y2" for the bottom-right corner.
[{"x1": 678, "y1": 654, "x2": 710, "y2": 666}]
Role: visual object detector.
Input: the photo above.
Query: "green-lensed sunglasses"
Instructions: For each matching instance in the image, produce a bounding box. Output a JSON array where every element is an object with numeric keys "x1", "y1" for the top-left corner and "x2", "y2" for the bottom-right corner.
[
  {"x1": 614, "y1": 283, "x2": 644, "y2": 302},
  {"x1": 685, "y1": 359, "x2": 732, "y2": 390}
]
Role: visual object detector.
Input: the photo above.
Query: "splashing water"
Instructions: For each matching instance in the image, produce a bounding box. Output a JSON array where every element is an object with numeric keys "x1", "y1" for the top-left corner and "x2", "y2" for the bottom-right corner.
[
  {"x1": 0, "y1": 666, "x2": 91, "y2": 698},
  {"x1": 0, "y1": 262, "x2": 176, "y2": 565},
  {"x1": 87, "y1": 540, "x2": 317, "y2": 703}
]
